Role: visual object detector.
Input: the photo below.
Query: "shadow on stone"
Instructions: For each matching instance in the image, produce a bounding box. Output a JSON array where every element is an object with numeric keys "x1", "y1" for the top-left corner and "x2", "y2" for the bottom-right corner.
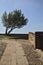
[
  {"x1": 35, "y1": 32, "x2": 43, "y2": 50},
  {"x1": 0, "y1": 42, "x2": 7, "y2": 60}
]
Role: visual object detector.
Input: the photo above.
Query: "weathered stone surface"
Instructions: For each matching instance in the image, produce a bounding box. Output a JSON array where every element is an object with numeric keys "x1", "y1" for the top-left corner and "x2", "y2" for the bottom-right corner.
[{"x1": 0, "y1": 40, "x2": 28, "y2": 65}]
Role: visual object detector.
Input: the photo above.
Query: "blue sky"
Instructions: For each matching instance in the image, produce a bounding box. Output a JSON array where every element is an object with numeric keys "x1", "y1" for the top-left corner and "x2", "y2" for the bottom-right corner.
[{"x1": 0, "y1": 0, "x2": 43, "y2": 34}]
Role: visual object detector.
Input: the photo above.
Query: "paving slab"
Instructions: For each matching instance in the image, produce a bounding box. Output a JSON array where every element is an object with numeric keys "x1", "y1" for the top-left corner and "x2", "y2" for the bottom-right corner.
[{"x1": 0, "y1": 40, "x2": 28, "y2": 65}]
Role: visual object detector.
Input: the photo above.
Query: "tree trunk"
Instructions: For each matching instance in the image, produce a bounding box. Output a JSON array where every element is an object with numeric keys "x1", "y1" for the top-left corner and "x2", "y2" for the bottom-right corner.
[
  {"x1": 5, "y1": 28, "x2": 8, "y2": 35},
  {"x1": 8, "y1": 28, "x2": 13, "y2": 34}
]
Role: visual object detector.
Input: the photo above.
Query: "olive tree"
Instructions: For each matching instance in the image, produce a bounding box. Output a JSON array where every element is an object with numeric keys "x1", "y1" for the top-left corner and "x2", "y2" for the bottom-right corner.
[{"x1": 2, "y1": 9, "x2": 28, "y2": 34}]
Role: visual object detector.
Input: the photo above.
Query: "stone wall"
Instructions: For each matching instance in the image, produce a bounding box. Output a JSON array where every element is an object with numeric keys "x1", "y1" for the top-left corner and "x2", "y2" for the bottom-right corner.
[
  {"x1": 35, "y1": 32, "x2": 43, "y2": 50},
  {"x1": 28, "y1": 32, "x2": 35, "y2": 47},
  {"x1": 0, "y1": 34, "x2": 28, "y2": 40}
]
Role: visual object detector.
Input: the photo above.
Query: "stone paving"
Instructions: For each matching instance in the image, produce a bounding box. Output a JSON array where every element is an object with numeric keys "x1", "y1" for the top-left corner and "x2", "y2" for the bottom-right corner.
[
  {"x1": 36, "y1": 49, "x2": 43, "y2": 62},
  {"x1": 0, "y1": 40, "x2": 28, "y2": 65}
]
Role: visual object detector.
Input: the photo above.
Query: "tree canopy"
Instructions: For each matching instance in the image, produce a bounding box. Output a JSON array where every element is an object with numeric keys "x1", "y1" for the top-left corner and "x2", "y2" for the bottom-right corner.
[{"x1": 2, "y1": 9, "x2": 28, "y2": 34}]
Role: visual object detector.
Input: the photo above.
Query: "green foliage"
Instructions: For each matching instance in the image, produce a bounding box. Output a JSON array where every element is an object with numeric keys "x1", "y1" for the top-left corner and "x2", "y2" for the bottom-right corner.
[{"x1": 2, "y1": 9, "x2": 28, "y2": 34}]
